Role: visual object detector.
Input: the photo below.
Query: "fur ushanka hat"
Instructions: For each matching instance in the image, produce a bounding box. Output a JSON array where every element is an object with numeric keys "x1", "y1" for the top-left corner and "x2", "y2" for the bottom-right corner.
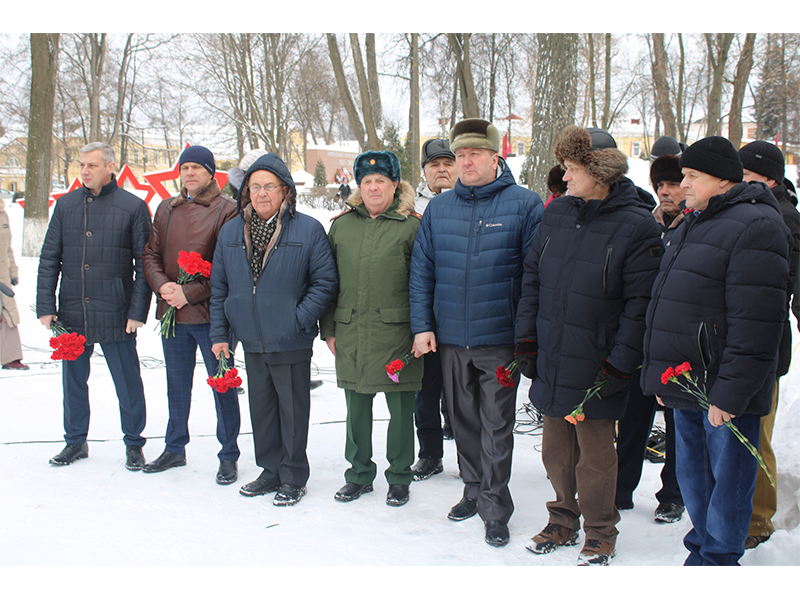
[{"x1": 553, "y1": 125, "x2": 629, "y2": 186}]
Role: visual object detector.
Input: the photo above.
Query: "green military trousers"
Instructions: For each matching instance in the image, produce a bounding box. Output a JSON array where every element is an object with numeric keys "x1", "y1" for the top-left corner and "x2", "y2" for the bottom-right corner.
[{"x1": 343, "y1": 389, "x2": 415, "y2": 486}]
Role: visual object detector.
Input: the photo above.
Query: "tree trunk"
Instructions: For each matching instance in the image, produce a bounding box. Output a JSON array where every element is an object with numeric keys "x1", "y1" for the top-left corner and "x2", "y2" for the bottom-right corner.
[
  {"x1": 349, "y1": 34, "x2": 381, "y2": 150},
  {"x1": 602, "y1": 33, "x2": 612, "y2": 130},
  {"x1": 588, "y1": 34, "x2": 597, "y2": 127},
  {"x1": 704, "y1": 33, "x2": 735, "y2": 136},
  {"x1": 408, "y1": 33, "x2": 420, "y2": 188},
  {"x1": 88, "y1": 33, "x2": 106, "y2": 142},
  {"x1": 650, "y1": 33, "x2": 678, "y2": 139},
  {"x1": 23, "y1": 33, "x2": 60, "y2": 258},
  {"x1": 525, "y1": 33, "x2": 579, "y2": 199},
  {"x1": 448, "y1": 33, "x2": 480, "y2": 118},
  {"x1": 326, "y1": 34, "x2": 367, "y2": 149},
  {"x1": 728, "y1": 34, "x2": 757, "y2": 148},
  {"x1": 365, "y1": 33, "x2": 382, "y2": 130}
]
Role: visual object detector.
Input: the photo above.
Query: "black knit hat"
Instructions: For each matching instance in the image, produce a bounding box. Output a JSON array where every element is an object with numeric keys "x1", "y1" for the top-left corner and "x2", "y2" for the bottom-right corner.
[
  {"x1": 679, "y1": 136, "x2": 743, "y2": 182},
  {"x1": 650, "y1": 155, "x2": 682, "y2": 191},
  {"x1": 179, "y1": 145, "x2": 216, "y2": 176},
  {"x1": 739, "y1": 141, "x2": 785, "y2": 183},
  {"x1": 421, "y1": 138, "x2": 455, "y2": 167}
]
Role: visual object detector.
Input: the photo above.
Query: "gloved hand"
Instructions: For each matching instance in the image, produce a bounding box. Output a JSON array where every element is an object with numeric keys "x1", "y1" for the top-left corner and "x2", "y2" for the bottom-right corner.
[
  {"x1": 11, "y1": 277, "x2": 18, "y2": 286},
  {"x1": 594, "y1": 359, "x2": 632, "y2": 398},
  {"x1": 514, "y1": 339, "x2": 538, "y2": 379}
]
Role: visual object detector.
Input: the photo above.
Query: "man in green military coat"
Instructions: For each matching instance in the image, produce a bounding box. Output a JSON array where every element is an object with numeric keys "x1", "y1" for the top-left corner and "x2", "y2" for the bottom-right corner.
[{"x1": 320, "y1": 150, "x2": 422, "y2": 507}]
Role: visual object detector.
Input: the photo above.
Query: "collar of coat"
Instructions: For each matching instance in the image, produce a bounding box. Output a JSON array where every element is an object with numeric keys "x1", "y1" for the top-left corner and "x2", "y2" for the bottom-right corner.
[
  {"x1": 82, "y1": 174, "x2": 119, "y2": 198},
  {"x1": 241, "y1": 197, "x2": 291, "y2": 269},
  {"x1": 171, "y1": 178, "x2": 222, "y2": 208},
  {"x1": 337, "y1": 180, "x2": 418, "y2": 221},
  {"x1": 652, "y1": 202, "x2": 686, "y2": 230}
]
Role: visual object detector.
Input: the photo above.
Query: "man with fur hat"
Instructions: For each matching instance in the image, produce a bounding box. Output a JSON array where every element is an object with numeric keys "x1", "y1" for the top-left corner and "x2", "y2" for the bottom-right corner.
[
  {"x1": 410, "y1": 138, "x2": 457, "y2": 482},
  {"x1": 739, "y1": 140, "x2": 800, "y2": 550},
  {"x1": 211, "y1": 153, "x2": 337, "y2": 506},
  {"x1": 321, "y1": 150, "x2": 421, "y2": 508},
  {"x1": 641, "y1": 136, "x2": 791, "y2": 565},
  {"x1": 515, "y1": 125, "x2": 663, "y2": 565},
  {"x1": 142, "y1": 145, "x2": 242, "y2": 484},
  {"x1": 614, "y1": 143, "x2": 686, "y2": 525},
  {"x1": 410, "y1": 118, "x2": 543, "y2": 547}
]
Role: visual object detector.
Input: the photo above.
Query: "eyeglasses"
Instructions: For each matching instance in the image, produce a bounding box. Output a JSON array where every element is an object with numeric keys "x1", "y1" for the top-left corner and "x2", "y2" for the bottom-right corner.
[{"x1": 249, "y1": 183, "x2": 283, "y2": 195}]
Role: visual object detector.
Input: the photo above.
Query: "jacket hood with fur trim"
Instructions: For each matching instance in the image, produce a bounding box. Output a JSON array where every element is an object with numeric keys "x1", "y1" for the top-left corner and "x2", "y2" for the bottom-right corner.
[
  {"x1": 554, "y1": 125, "x2": 629, "y2": 186},
  {"x1": 346, "y1": 180, "x2": 417, "y2": 218}
]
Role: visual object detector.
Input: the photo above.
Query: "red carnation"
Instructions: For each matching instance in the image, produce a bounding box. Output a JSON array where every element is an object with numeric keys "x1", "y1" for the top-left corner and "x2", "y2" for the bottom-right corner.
[
  {"x1": 47, "y1": 321, "x2": 86, "y2": 361},
  {"x1": 159, "y1": 250, "x2": 214, "y2": 338},
  {"x1": 386, "y1": 354, "x2": 414, "y2": 383},
  {"x1": 207, "y1": 355, "x2": 241, "y2": 394}
]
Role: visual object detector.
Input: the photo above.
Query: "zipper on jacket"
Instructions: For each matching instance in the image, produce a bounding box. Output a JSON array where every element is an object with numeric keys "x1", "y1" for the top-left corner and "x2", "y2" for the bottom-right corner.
[
  {"x1": 602, "y1": 246, "x2": 614, "y2": 292},
  {"x1": 539, "y1": 236, "x2": 551, "y2": 262},
  {"x1": 464, "y1": 191, "x2": 479, "y2": 347}
]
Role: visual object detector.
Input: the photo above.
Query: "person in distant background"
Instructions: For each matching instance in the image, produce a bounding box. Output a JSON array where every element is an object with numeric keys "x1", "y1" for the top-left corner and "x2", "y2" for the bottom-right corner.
[
  {"x1": 543, "y1": 165, "x2": 567, "y2": 208},
  {"x1": 0, "y1": 196, "x2": 27, "y2": 370}
]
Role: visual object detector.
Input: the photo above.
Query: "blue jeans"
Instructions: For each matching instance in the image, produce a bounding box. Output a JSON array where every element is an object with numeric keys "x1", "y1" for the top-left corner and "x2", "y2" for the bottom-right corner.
[
  {"x1": 673, "y1": 409, "x2": 760, "y2": 566},
  {"x1": 161, "y1": 323, "x2": 240, "y2": 460},
  {"x1": 62, "y1": 338, "x2": 146, "y2": 447}
]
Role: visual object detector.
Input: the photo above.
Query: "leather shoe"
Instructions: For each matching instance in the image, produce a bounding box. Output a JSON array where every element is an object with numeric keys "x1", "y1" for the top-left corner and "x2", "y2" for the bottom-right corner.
[
  {"x1": 654, "y1": 502, "x2": 684, "y2": 523},
  {"x1": 412, "y1": 458, "x2": 443, "y2": 481},
  {"x1": 216, "y1": 460, "x2": 238, "y2": 485},
  {"x1": 273, "y1": 484, "x2": 307, "y2": 506},
  {"x1": 49, "y1": 443, "x2": 88, "y2": 466},
  {"x1": 616, "y1": 501, "x2": 634, "y2": 511},
  {"x1": 2, "y1": 360, "x2": 29, "y2": 370},
  {"x1": 125, "y1": 445, "x2": 145, "y2": 471},
  {"x1": 334, "y1": 482, "x2": 374, "y2": 502},
  {"x1": 143, "y1": 450, "x2": 186, "y2": 473},
  {"x1": 240, "y1": 475, "x2": 281, "y2": 497},
  {"x1": 485, "y1": 520, "x2": 510, "y2": 547},
  {"x1": 386, "y1": 484, "x2": 410, "y2": 506},
  {"x1": 442, "y1": 422, "x2": 454, "y2": 440},
  {"x1": 447, "y1": 496, "x2": 478, "y2": 521}
]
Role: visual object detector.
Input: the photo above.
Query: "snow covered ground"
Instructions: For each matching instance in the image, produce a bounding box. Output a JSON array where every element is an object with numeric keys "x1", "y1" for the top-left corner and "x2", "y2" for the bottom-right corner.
[{"x1": 1, "y1": 160, "x2": 798, "y2": 588}]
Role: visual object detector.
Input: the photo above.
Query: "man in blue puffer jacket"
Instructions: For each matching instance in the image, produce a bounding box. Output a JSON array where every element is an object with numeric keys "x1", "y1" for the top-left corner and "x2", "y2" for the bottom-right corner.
[
  {"x1": 210, "y1": 153, "x2": 337, "y2": 507},
  {"x1": 410, "y1": 118, "x2": 543, "y2": 547},
  {"x1": 641, "y1": 136, "x2": 791, "y2": 566}
]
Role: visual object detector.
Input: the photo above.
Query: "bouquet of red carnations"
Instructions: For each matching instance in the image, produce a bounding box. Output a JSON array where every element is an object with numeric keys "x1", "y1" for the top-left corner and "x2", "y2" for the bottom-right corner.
[
  {"x1": 49, "y1": 320, "x2": 86, "y2": 361},
  {"x1": 386, "y1": 353, "x2": 414, "y2": 383},
  {"x1": 207, "y1": 354, "x2": 242, "y2": 394},
  {"x1": 495, "y1": 361, "x2": 519, "y2": 388},
  {"x1": 159, "y1": 250, "x2": 213, "y2": 338}
]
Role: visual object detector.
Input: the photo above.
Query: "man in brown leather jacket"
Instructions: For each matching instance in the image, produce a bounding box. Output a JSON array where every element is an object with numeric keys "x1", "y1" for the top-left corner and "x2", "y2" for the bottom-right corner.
[{"x1": 142, "y1": 145, "x2": 241, "y2": 484}]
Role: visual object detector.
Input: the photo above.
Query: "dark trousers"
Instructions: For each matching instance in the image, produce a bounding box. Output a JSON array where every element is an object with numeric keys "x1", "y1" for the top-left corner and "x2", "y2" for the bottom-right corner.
[
  {"x1": 674, "y1": 409, "x2": 760, "y2": 566},
  {"x1": 162, "y1": 323, "x2": 240, "y2": 460},
  {"x1": 344, "y1": 389, "x2": 416, "y2": 486},
  {"x1": 616, "y1": 376, "x2": 682, "y2": 505},
  {"x1": 440, "y1": 344, "x2": 516, "y2": 523},
  {"x1": 62, "y1": 338, "x2": 146, "y2": 447},
  {"x1": 244, "y1": 352, "x2": 312, "y2": 487},
  {"x1": 414, "y1": 350, "x2": 450, "y2": 459},
  {"x1": 542, "y1": 415, "x2": 620, "y2": 543}
]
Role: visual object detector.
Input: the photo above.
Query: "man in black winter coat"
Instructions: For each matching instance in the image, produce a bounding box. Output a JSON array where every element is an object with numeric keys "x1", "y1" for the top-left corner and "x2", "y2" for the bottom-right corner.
[
  {"x1": 739, "y1": 141, "x2": 800, "y2": 549},
  {"x1": 515, "y1": 126, "x2": 663, "y2": 566},
  {"x1": 37, "y1": 142, "x2": 152, "y2": 470},
  {"x1": 641, "y1": 136, "x2": 790, "y2": 566}
]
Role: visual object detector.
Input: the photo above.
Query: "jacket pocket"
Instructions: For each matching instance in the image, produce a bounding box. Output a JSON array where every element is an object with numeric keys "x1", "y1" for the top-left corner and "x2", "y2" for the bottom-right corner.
[
  {"x1": 378, "y1": 307, "x2": 410, "y2": 324},
  {"x1": 697, "y1": 319, "x2": 720, "y2": 375},
  {"x1": 602, "y1": 246, "x2": 614, "y2": 293},
  {"x1": 333, "y1": 307, "x2": 354, "y2": 324}
]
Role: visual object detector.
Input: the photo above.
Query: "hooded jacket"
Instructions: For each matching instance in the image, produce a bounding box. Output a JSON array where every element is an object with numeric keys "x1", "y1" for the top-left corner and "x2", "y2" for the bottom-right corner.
[
  {"x1": 209, "y1": 153, "x2": 337, "y2": 354},
  {"x1": 142, "y1": 178, "x2": 237, "y2": 324},
  {"x1": 515, "y1": 177, "x2": 663, "y2": 419},
  {"x1": 36, "y1": 176, "x2": 152, "y2": 343},
  {"x1": 319, "y1": 181, "x2": 423, "y2": 393},
  {"x1": 641, "y1": 181, "x2": 791, "y2": 417},
  {"x1": 409, "y1": 159, "x2": 543, "y2": 348},
  {"x1": 771, "y1": 181, "x2": 800, "y2": 376}
]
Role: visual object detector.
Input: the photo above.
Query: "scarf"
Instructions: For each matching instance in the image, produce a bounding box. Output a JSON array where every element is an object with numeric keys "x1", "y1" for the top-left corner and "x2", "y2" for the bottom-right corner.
[{"x1": 249, "y1": 210, "x2": 277, "y2": 282}]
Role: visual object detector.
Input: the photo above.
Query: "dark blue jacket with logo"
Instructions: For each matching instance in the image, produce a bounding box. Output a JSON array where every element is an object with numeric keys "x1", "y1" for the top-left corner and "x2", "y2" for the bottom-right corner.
[
  {"x1": 641, "y1": 181, "x2": 790, "y2": 417},
  {"x1": 515, "y1": 177, "x2": 663, "y2": 419},
  {"x1": 209, "y1": 153, "x2": 337, "y2": 354},
  {"x1": 409, "y1": 160, "x2": 543, "y2": 348}
]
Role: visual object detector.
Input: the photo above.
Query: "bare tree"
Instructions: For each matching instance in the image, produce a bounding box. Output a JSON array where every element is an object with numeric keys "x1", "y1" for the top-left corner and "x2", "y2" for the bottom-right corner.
[
  {"x1": 327, "y1": 33, "x2": 374, "y2": 150},
  {"x1": 448, "y1": 33, "x2": 480, "y2": 118},
  {"x1": 349, "y1": 34, "x2": 381, "y2": 150},
  {"x1": 728, "y1": 34, "x2": 757, "y2": 147},
  {"x1": 649, "y1": 33, "x2": 678, "y2": 139},
  {"x1": 704, "y1": 33, "x2": 735, "y2": 136},
  {"x1": 23, "y1": 33, "x2": 59, "y2": 257}
]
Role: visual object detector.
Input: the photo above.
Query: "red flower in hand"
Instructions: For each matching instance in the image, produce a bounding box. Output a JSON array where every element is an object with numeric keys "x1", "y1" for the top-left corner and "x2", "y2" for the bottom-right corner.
[
  {"x1": 159, "y1": 251, "x2": 214, "y2": 338},
  {"x1": 207, "y1": 355, "x2": 242, "y2": 394},
  {"x1": 386, "y1": 354, "x2": 414, "y2": 383},
  {"x1": 47, "y1": 321, "x2": 86, "y2": 361}
]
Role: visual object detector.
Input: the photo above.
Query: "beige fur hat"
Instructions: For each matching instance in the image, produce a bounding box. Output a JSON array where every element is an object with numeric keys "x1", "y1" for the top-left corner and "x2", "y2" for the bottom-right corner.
[{"x1": 554, "y1": 125, "x2": 629, "y2": 185}]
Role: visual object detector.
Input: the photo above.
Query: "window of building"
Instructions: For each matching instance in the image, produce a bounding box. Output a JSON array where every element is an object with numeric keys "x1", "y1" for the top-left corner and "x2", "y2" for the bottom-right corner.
[
  {"x1": 7, "y1": 156, "x2": 20, "y2": 168},
  {"x1": 516, "y1": 141, "x2": 525, "y2": 155},
  {"x1": 134, "y1": 149, "x2": 140, "y2": 164},
  {"x1": 631, "y1": 141, "x2": 641, "y2": 158}
]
